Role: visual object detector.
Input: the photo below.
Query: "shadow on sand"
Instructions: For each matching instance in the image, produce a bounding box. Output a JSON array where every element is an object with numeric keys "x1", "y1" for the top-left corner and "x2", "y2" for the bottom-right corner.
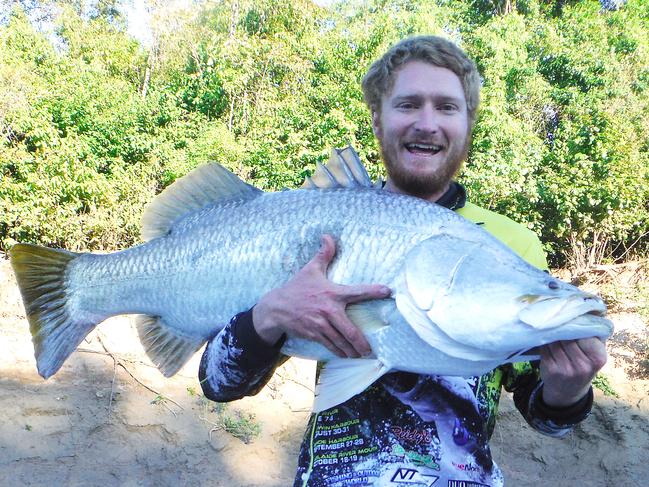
[{"x1": 0, "y1": 349, "x2": 308, "y2": 487}]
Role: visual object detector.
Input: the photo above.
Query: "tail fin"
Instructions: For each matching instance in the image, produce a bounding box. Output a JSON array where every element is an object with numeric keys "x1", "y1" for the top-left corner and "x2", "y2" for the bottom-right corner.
[{"x1": 10, "y1": 243, "x2": 97, "y2": 379}]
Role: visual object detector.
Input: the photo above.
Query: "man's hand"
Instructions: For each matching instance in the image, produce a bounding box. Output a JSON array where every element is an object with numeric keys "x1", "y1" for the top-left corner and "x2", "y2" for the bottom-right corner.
[
  {"x1": 539, "y1": 337, "x2": 607, "y2": 408},
  {"x1": 252, "y1": 234, "x2": 392, "y2": 358}
]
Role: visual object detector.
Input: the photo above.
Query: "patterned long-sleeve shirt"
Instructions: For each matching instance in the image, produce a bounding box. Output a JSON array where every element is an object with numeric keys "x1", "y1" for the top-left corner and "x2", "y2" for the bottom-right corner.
[{"x1": 199, "y1": 183, "x2": 593, "y2": 487}]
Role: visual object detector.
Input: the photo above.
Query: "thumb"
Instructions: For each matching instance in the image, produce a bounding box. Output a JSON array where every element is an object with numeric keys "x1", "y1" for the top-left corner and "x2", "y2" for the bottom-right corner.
[{"x1": 309, "y1": 234, "x2": 337, "y2": 273}]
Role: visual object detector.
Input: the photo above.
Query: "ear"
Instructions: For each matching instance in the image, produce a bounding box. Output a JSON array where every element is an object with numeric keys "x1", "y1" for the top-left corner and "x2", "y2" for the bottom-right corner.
[{"x1": 371, "y1": 111, "x2": 382, "y2": 139}]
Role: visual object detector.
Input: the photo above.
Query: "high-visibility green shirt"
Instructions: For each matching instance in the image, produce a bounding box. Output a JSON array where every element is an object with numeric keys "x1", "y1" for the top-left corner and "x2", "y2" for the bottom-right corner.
[{"x1": 457, "y1": 202, "x2": 548, "y2": 271}]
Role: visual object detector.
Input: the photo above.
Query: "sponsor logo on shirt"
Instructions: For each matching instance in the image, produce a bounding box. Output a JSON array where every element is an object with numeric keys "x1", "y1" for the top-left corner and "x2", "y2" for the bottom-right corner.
[
  {"x1": 390, "y1": 444, "x2": 440, "y2": 470},
  {"x1": 391, "y1": 467, "x2": 418, "y2": 482},
  {"x1": 389, "y1": 467, "x2": 440, "y2": 485},
  {"x1": 447, "y1": 480, "x2": 489, "y2": 487},
  {"x1": 452, "y1": 461, "x2": 481, "y2": 473},
  {"x1": 391, "y1": 426, "x2": 434, "y2": 445}
]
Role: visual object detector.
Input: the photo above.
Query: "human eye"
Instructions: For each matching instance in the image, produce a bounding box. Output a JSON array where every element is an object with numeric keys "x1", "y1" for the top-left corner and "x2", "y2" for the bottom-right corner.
[
  {"x1": 397, "y1": 101, "x2": 416, "y2": 110},
  {"x1": 439, "y1": 103, "x2": 459, "y2": 113}
]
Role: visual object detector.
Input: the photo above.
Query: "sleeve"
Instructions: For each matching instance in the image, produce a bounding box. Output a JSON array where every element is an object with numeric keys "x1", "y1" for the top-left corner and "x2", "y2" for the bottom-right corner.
[
  {"x1": 198, "y1": 308, "x2": 288, "y2": 402},
  {"x1": 502, "y1": 362, "x2": 593, "y2": 438}
]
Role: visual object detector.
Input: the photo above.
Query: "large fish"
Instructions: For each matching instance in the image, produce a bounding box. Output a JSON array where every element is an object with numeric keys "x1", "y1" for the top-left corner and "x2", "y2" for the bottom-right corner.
[{"x1": 10, "y1": 147, "x2": 612, "y2": 411}]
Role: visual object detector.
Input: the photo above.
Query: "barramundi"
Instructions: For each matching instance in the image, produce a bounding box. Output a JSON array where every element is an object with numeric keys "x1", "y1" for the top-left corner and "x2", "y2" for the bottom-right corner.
[{"x1": 10, "y1": 147, "x2": 612, "y2": 411}]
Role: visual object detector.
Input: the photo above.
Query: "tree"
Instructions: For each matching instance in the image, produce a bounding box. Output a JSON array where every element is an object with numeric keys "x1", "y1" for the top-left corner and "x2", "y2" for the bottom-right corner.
[{"x1": 1, "y1": 0, "x2": 647, "y2": 265}]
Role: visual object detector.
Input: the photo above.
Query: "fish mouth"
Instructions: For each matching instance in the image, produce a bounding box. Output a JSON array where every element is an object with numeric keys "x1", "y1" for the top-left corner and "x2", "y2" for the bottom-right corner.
[
  {"x1": 509, "y1": 311, "x2": 613, "y2": 360},
  {"x1": 518, "y1": 293, "x2": 608, "y2": 330},
  {"x1": 587, "y1": 309, "x2": 606, "y2": 317}
]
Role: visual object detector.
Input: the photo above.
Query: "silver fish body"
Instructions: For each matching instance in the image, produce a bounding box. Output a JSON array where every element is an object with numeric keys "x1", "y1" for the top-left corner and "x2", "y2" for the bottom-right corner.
[
  {"x1": 10, "y1": 162, "x2": 612, "y2": 410},
  {"x1": 66, "y1": 187, "x2": 447, "y2": 339}
]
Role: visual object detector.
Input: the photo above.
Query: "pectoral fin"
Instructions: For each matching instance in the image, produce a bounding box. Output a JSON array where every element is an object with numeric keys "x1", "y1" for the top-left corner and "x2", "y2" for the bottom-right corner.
[
  {"x1": 346, "y1": 301, "x2": 391, "y2": 334},
  {"x1": 313, "y1": 358, "x2": 390, "y2": 412}
]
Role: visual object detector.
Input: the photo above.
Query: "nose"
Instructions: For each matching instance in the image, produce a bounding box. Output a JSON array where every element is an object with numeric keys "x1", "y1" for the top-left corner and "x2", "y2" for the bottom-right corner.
[{"x1": 414, "y1": 105, "x2": 439, "y2": 134}]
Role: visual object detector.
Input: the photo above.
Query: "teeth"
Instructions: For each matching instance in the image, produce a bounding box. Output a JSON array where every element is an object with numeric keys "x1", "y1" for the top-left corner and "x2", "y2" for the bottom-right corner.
[{"x1": 407, "y1": 143, "x2": 442, "y2": 151}]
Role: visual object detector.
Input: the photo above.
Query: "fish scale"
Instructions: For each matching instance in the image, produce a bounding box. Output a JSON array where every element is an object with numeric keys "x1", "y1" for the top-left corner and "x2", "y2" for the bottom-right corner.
[{"x1": 67, "y1": 188, "x2": 428, "y2": 331}]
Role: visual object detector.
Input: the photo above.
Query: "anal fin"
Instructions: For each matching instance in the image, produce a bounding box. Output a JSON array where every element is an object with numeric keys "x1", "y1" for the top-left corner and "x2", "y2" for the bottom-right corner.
[{"x1": 136, "y1": 316, "x2": 205, "y2": 377}]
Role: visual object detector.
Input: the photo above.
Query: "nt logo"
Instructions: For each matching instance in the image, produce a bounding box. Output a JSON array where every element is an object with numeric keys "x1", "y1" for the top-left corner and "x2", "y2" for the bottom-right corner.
[{"x1": 390, "y1": 467, "x2": 439, "y2": 485}]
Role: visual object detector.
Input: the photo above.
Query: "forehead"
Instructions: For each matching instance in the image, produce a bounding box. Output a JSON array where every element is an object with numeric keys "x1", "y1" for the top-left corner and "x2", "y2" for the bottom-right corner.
[{"x1": 386, "y1": 61, "x2": 466, "y2": 102}]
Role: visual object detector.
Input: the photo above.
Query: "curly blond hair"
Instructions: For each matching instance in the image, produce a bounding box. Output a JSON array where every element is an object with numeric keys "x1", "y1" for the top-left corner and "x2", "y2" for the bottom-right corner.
[{"x1": 362, "y1": 36, "x2": 481, "y2": 126}]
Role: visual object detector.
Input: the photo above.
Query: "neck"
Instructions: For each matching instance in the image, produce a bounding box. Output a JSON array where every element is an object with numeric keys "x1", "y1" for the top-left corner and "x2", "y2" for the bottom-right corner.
[{"x1": 384, "y1": 178, "x2": 451, "y2": 203}]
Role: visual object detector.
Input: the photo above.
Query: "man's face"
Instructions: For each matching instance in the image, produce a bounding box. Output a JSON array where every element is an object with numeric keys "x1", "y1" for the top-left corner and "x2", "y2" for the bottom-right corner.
[{"x1": 372, "y1": 61, "x2": 471, "y2": 201}]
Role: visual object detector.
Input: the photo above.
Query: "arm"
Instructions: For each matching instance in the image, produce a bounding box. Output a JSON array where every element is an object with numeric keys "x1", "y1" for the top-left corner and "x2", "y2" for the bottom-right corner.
[
  {"x1": 199, "y1": 308, "x2": 288, "y2": 402},
  {"x1": 510, "y1": 231, "x2": 606, "y2": 434},
  {"x1": 199, "y1": 235, "x2": 391, "y2": 401},
  {"x1": 504, "y1": 347, "x2": 603, "y2": 438}
]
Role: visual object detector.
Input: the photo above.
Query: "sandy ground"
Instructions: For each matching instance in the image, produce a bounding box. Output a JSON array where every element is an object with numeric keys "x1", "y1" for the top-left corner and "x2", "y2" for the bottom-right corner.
[{"x1": 1, "y1": 255, "x2": 648, "y2": 486}]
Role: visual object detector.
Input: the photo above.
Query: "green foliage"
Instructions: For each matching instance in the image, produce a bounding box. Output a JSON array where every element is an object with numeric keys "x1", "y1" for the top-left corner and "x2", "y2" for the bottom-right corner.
[
  {"x1": 220, "y1": 408, "x2": 262, "y2": 444},
  {"x1": 458, "y1": 1, "x2": 649, "y2": 265},
  {"x1": 592, "y1": 373, "x2": 619, "y2": 398},
  {"x1": 1, "y1": 5, "x2": 161, "y2": 250},
  {"x1": 201, "y1": 398, "x2": 262, "y2": 444},
  {"x1": 1, "y1": 0, "x2": 647, "y2": 268}
]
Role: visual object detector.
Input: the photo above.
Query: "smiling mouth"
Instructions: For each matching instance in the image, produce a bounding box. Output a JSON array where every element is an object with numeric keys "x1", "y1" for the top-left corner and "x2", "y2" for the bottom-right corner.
[{"x1": 405, "y1": 143, "x2": 443, "y2": 155}]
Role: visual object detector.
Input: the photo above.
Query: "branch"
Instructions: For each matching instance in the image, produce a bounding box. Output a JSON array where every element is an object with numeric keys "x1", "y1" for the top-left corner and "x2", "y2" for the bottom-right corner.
[{"x1": 77, "y1": 339, "x2": 184, "y2": 413}]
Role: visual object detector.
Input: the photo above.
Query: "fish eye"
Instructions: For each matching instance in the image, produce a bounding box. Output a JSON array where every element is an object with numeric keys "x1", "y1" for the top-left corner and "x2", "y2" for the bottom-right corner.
[{"x1": 548, "y1": 281, "x2": 559, "y2": 290}]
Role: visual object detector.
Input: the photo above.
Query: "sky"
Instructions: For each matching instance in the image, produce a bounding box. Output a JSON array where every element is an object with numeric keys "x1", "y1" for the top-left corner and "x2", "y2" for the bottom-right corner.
[
  {"x1": 122, "y1": 0, "x2": 337, "y2": 48},
  {"x1": 122, "y1": 0, "x2": 153, "y2": 47}
]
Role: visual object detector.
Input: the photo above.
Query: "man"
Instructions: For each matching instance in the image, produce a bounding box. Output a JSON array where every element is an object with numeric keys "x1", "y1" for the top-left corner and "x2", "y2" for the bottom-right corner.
[{"x1": 199, "y1": 36, "x2": 607, "y2": 486}]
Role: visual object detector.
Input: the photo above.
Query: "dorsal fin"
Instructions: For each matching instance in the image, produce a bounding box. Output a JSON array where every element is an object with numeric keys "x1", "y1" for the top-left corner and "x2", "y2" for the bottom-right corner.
[
  {"x1": 302, "y1": 145, "x2": 381, "y2": 189},
  {"x1": 141, "y1": 163, "x2": 262, "y2": 241}
]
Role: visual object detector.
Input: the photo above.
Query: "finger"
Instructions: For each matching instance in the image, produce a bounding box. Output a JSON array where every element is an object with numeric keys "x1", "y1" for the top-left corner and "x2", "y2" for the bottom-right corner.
[
  {"x1": 538, "y1": 344, "x2": 553, "y2": 362},
  {"x1": 338, "y1": 283, "x2": 392, "y2": 303},
  {"x1": 575, "y1": 337, "x2": 608, "y2": 370},
  {"x1": 307, "y1": 234, "x2": 337, "y2": 274},
  {"x1": 297, "y1": 315, "x2": 349, "y2": 358},
  {"x1": 318, "y1": 334, "x2": 348, "y2": 358},
  {"x1": 321, "y1": 322, "x2": 361, "y2": 358},
  {"x1": 553, "y1": 339, "x2": 603, "y2": 366},
  {"x1": 330, "y1": 311, "x2": 371, "y2": 357},
  {"x1": 575, "y1": 337, "x2": 607, "y2": 355},
  {"x1": 540, "y1": 341, "x2": 563, "y2": 360},
  {"x1": 543, "y1": 340, "x2": 597, "y2": 377},
  {"x1": 540, "y1": 341, "x2": 573, "y2": 369}
]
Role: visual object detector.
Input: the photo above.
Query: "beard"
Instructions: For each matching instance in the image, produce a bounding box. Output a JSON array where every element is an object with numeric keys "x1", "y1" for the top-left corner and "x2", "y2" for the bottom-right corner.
[{"x1": 380, "y1": 137, "x2": 470, "y2": 200}]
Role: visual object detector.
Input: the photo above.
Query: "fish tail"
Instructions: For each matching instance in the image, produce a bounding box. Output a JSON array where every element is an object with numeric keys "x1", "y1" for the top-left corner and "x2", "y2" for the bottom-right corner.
[{"x1": 9, "y1": 243, "x2": 96, "y2": 379}]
